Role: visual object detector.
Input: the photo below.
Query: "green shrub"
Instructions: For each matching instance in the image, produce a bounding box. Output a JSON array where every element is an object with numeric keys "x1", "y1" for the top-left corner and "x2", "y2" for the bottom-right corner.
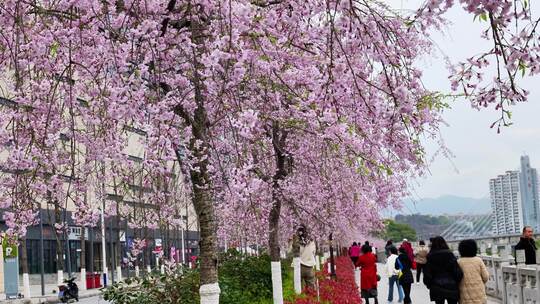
[
  {"x1": 103, "y1": 251, "x2": 284, "y2": 304},
  {"x1": 102, "y1": 267, "x2": 200, "y2": 304},
  {"x1": 219, "y1": 251, "x2": 274, "y2": 304}
]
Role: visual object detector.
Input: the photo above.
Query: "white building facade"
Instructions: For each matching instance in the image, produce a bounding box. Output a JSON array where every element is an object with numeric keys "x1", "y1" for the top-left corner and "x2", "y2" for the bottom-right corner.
[
  {"x1": 490, "y1": 171, "x2": 523, "y2": 235},
  {"x1": 519, "y1": 155, "x2": 540, "y2": 231}
]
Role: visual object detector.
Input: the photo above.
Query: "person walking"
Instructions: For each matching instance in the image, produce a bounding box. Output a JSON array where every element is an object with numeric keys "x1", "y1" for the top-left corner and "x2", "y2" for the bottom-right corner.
[
  {"x1": 357, "y1": 244, "x2": 379, "y2": 304},
  {"x1": 457, "y1": 239, "x2": 489, "y2": 304},
  {"x1": 423, "y1": 236, "x2": 463, "y2": 304},
  {"x1": 415, "y1": 240, "x2": 429, "y2": 284},
  {"x1": 385, "y1": 240, "x2": 396, "y2": 258},
  {"x1": 295, "y1": 225, "x2": 316, "y2": 289},
  {"x1": 400, "y1": 239, "x2": 415, "y2": 268},
  {"x1": 386, "y1": 246, "x2": 404, "y2": 303},
  {"x1": 515, "y1": 226, "x2": 537, "y2": 264},
  {"x1": 395, "y1": 247, "x2": 413, "y2": 304},
  {"x1": 349, "y1": 242, "x2": 361, "y2": 266}
]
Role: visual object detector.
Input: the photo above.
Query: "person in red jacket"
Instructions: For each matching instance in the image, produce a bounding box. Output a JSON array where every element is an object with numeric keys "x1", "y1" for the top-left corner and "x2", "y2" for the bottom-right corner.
[
  {"x1": 400, "y1": 239, "x2": 415, "y2": 269},
  {"x1": 356, "y1": 244, "x2": 379, "y2": 304}
]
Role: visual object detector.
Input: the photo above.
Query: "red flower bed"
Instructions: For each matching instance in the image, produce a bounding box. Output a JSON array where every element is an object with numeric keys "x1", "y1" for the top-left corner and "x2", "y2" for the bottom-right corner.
[{"x1": 289, "y1": 256, "x2": 361, "y2": 304}]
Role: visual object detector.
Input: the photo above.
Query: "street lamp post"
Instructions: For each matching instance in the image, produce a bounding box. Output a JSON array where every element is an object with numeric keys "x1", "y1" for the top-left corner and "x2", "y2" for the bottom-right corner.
[
  {"x1": 181, "y1": 227, "x2": 185, "y2": 264},
  {"x1": 100, "y1": 203, "x2": 107, "y2": 287},
  {"x1": 109, "y1": 215, "x2": 115, "y2": 284},
  {"x1": 39, "y1": 208, "x2": 45, "y2": 296}
]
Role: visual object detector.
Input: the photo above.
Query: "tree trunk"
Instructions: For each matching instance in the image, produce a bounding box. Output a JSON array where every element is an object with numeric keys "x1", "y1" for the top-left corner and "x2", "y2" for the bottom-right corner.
[
  {"x1": 191, "y1": 170, "x2": 218, "y2": 284},
  {"x1": 54, "y1": 204, "x2": 64, "y2": 272},
  {"x1": 20, "y1": 236, "x2": 31, "y2": 298},
  {"x1": 20, "y1": 236, "x2": 29, "y2": 274},
  {"x1": 268, "y1": 200, "x2": 282, "y2": 262},
  {"x1": 268, "y1": 123, "x2": 289, "y2": 262},
  {"x1": 115, "y1": 215, "x2": 121, "y2": 269},
  {"x1": 177, "y1": 11, "x2": 220, "y2": 291}
]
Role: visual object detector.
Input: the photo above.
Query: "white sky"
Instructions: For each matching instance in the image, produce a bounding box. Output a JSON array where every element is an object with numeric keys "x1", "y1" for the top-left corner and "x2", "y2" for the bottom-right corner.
[{"x1": 385, "y1": 0, "x2": 540, "y2": 199}]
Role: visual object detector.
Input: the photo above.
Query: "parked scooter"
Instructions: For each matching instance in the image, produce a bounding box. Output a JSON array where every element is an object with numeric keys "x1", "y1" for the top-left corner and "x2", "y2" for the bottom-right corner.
[{"x1": 58, "y1": 277, "x2": 79, "y2": 303}]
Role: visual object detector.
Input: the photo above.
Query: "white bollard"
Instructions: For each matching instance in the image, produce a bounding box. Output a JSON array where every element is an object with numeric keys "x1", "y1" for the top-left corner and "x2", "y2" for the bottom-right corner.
[
  {"x1": 315, "y1": 256, "x2": 320, "y2": 271},
  {"x1": 271, "y1": 261, "x2": 284, "y2": 304},
  {"x1": 200, "y1": 283, "x2": 221, "y2": 304},
  {"x1": 116, "y1": 266, "x2": 122, "y2": 282},
  {"x1": 146, "y1": 265, "x2": 151, "y2": 274},
  {"x1": 293, "y1": 257, "x2": 301, "y2": 294},
  {"x1": 327, "y1": 263, "x2": 336, "y2": 274},
  {"x1": 354, "y1": 268, "x2": 361, "y2": 289},
  {"x1": 80, "y1": 268, "x2": 87, "y2": 291},
  {"x1": 135, "y1": 265, "x2": 140, "y2": 277},
  {"x1": 57, "y1": 270, "x2": 64, "y2": 286},
  {"x1": 103, "y1": 266, "x2": 108, "y2": 286},
  {"x1": 23, "y1": 273, "x2": 31, "y2": 298},
  {"x1": 160, "y1": 264, "x2": 165, "y2": 274}
]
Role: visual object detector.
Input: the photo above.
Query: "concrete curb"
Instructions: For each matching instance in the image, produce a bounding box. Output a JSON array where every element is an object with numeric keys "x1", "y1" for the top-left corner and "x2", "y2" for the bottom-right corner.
[{"x1": 1, "y1": 290, "x2": 103, "y2": 304}]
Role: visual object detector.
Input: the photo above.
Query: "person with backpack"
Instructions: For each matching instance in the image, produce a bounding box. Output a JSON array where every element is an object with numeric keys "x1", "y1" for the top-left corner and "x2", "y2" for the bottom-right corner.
[
  {"x1": 395, "y1": 246, "x2": 414, "y2": 304},
  {"x1": 423, "y1": 236, "x2": 463, "y2": 304},
  {"x1": 400, "y1": 239, "x2": 415, "y2": 269},
  {"x1": 386, "y1": 246, "x2": 404, "y2": 303}
]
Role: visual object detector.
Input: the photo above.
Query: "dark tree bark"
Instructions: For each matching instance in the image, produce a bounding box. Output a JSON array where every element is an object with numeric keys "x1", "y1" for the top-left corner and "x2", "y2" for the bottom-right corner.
[
  {"x1": 268, "y1": 123, "x2": 289, "y2": 262},
  {"x1": 54, "y1": 203, "x2": 64, "y2": 272},
  {"x1": 20, "y1": 237, "x2": 29, "y2": 274},
  {"x1": 188, "y1": 104, "x2": 218, "y2": 284}
]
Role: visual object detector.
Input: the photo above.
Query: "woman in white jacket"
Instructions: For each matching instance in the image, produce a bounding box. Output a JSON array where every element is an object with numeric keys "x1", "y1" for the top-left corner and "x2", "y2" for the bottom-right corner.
[{"x1": 386, "y1": 246, "x2": 404, "y2": 302}]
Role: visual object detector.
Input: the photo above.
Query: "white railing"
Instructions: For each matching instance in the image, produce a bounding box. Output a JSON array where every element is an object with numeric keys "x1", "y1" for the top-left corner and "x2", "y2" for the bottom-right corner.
[
  {"x1": 476, "y1": 254, "x2": 540, "y2": 303},
  {"x1": 501, "y1": 265, "x2": 540, "y2": 304}
]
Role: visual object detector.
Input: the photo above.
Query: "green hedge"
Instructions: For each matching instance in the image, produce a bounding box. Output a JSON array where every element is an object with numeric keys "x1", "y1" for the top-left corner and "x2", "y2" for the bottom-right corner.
[{"x1": 103, "y1": 251, "x2": 291, "y2": 304}]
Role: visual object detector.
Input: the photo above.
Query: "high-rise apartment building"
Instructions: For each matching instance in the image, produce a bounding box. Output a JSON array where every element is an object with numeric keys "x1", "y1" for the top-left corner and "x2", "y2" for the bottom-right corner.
[
  {"x1": 519, "y1": 155, "x2": 540, "y2": 231},
  {"x1": 490, "y1": 171, "x2": 523, "y2": 235}
]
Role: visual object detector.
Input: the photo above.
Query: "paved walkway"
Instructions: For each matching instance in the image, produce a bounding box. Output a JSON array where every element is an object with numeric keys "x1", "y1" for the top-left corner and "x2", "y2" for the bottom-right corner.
[
  {"x1": 373, "y1": 264, "x2": 500, "y2": 304},
  {"x1": 1, "y1": 286, "x2": 102, "y2": 304}
]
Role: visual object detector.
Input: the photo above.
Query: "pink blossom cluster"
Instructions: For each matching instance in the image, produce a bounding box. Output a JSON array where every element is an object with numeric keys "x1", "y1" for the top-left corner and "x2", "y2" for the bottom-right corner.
[{"x1": 416, "y1": 0, "x2": 538, "y2": 131}]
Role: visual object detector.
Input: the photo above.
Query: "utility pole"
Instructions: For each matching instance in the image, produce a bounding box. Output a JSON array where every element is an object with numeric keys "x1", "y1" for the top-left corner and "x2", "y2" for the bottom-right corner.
[
  {"x1": 109, "y1": 216, "x2": 115, "y2": 284},
  {"x1": 65, "y1": 229, "x2": 72, "y2": 277},
  {"x1": 100, "y1": 163, "x2": 108, "y2": 286},
  {"x1": 89, "y1": 225, "x2": 94, "y2": 288},
  {"x1": 101, "y1": 199, "x2": 107, "y2": 286},
  {"x1": 39, "y1": 209, "x2": 45, "y2": 296},
  {"x1": 63, "y1": 208, "x2": 72, "y2": 277},
  {"x1": 181, "y1": 228, "x2": 185, "y2": 264}
]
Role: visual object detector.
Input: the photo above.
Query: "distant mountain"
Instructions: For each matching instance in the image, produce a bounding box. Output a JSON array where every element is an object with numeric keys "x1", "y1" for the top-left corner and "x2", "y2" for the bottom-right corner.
[{"x1": 400, "y1": 195, "x2": 492, "y2": 215}]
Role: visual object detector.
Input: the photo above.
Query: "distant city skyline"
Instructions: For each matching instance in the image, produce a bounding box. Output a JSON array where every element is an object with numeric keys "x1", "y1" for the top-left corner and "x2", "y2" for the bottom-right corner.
[{"x1": 386, "y1": 0, "x2": 540, "y2": 201}]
